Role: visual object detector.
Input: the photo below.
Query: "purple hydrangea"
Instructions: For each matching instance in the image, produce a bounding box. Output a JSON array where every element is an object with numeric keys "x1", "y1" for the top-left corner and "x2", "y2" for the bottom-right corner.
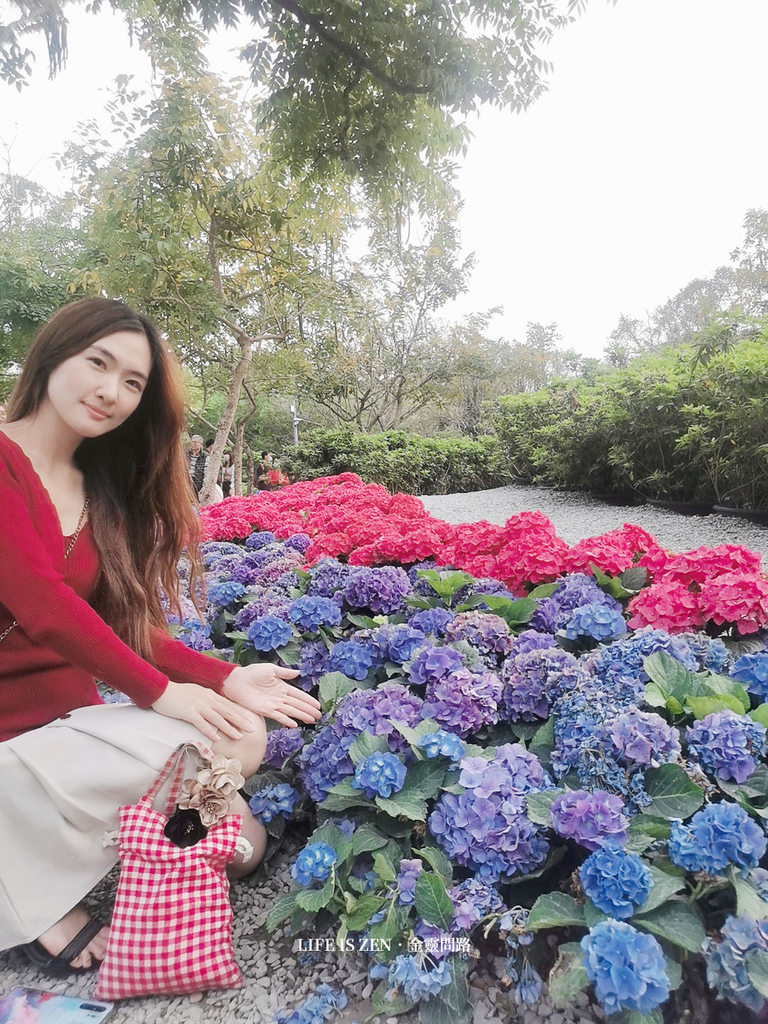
[
  {"x1": 550, "y1": 789, "x2": 629, "y2": 851},
  {"x1": 284, "y1": 533, "x2": 312, "y2": 554},
  {"x1": 351, "y1": 752, "x2": 407, "y2": 799},
  {"x1": 668, "y1": 802, "x2": 767, "y2": 876},
  {"x1": 565, "y1": 603, "x2": 628, "y2": 643},
  {"x1": 306, "y1": 558, "x2": 354, "y2": 598},
  {"x1": 676, "y1": 632, "x2": 732, "y2": 674},
  {"x1": 508, "y1": 629, "x2": 560, "y2": 658},
  {"x1": 247, "y1": 614, "x2": 293, "y2": 651},
  {"x1": 609, "y1": 709, "x2": 681, "y2": 766},
  {"x1": 245, "y1": 531, "x2": 276, "y2": 550},
  {"x1": 298, "y1": 640, "x2": 330, "y2": 690},
  {"x1": 428, "y1": 747, "x2": 549, "y2": 881},
  {"x1": 407, "y1": 607, "x2": 455, "y2": 636},
  {"x1": 530, "y1": 573, "x2": 622, "y2": 633},
  {"x1": 580, "y1": 921, "x2": 669, "y2": 1015},
  {"x1": 686, "y1": 711, "x2": 767, "y2": 784},
  {"x1": 395, "y1": 858, "x2": 423, "y2": 905},
  {"x1": 501, "y1": 646, "x2": 581, "y2": 721},
  {"x1": 291, "y1": 841, "x2": 337, "y2": 886},
  {"x1": 407, "y1": 644, "x2": 465, "y2": 685},
  {"x1": 343, "y1": 566, "x2": 413, "y2": 615},
  {"x1": 422, "y1": 668, "x2": 504, "y2": 737},
  {"x1": 289, "y1": 595, "x2": 342, "y2": 631},
  {"x1": 264, "y1": 727, "x2": 306, "y2": 767},
  {"x1": 334, "y1": 684, "x2": 423, "y2": 751},
  {"x1": 444, "y1": 611, "x2": 514, "y2": 663},
  {"x1": 327, "y1": 640, "x2": 374, "y2": 680},
  {"x1": 234, "y1": 590, "x2": 292, "y2": 629},
  {"x1": 449, "y1": 878, "x2": 505, "y2": 930},
  {"x1": 579, "y1": 845, "x2": 653, "y2": 919},
  {"x1": 731, "y1": 652, "x2": 768, "y2": 703}
]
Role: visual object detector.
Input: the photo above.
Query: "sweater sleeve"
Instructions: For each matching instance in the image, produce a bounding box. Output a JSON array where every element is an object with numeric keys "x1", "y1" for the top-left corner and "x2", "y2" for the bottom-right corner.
[
  {"x1": 148, "y1": 627, "x2": 234, "y2": 691},
  {"x1": 0, "y1": 478, "x2": 169, "y2": 707}
]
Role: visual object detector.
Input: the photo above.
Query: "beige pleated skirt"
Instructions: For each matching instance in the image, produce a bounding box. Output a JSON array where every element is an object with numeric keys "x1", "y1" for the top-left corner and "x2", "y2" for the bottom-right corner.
[{"x1": 0, "y1": 704, "x2": 208, "y2": 949}]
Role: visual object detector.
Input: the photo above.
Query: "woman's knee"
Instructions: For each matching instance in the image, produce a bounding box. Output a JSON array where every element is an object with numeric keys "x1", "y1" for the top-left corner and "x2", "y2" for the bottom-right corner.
[{"x1": 211, "y1": 713, "x2": 267, "y2": 777}]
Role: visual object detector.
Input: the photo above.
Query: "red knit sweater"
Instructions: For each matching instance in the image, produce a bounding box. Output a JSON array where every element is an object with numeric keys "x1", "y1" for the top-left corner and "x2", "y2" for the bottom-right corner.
[{"x1": 0, "y1": 431, "x2": 233, "y2": 742}]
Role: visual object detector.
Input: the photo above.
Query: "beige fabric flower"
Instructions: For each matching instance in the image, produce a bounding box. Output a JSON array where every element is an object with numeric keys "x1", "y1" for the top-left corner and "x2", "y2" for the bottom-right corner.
[
  {"x1": 195, "y1": 755, "x2": 245, "y2": 795},
  {"x1": 178, "y1": 779, "x2": 232, "y2": 828}
]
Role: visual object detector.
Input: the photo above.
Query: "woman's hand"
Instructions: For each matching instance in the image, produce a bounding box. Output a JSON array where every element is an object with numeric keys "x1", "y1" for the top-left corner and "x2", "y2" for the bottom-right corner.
[
  {"x1": 222, "y1": 664, "x2": 322, "y2": 728},
  {"x1": 151, "y1": 680, "x2": 261, "y2": 743}
]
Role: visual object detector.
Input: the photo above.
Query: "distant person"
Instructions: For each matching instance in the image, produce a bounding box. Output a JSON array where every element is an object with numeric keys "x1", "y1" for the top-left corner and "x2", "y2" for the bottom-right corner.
[
  {"x1": 256, "y1": 451, "x2": 272, "y2": 491},
  {"x1": 185, "y1": 434, "x2": 207, "y2": 497},
  {"x1": 221, "y1": 451, "x2": 234, "y2": 498},
  {"x1": 205, "y1": 438, "x2": 214, "y2": 455}
]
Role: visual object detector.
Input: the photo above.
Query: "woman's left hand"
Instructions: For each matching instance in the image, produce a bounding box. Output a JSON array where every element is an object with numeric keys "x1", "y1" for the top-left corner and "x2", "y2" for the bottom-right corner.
[{"x1": 222, "y1": 663, "x2": 322, "y2": 728}]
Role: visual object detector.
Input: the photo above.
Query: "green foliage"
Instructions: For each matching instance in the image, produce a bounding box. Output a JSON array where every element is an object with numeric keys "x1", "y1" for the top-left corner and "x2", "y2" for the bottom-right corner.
[
  {"x1": 281, "y1": 427, "x2": 512, "y2": 494},
  {"x1": 489, "y1": 332, "x2": 768, "y2": 507}
]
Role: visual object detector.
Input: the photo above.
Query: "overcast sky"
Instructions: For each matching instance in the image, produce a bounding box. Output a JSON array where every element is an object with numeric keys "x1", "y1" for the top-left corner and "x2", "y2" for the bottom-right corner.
[{"x1": 1, "y1": 0, "x2": 767, "y2": 357}]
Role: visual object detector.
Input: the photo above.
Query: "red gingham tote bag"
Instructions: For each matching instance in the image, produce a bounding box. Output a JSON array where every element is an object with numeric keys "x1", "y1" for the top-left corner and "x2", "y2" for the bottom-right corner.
[{"x1": 94, "y1": 743, "x2": 244, "y2": 999}]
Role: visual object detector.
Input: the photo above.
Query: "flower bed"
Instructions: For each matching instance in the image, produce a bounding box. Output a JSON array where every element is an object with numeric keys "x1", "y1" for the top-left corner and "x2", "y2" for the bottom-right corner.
[{"x1": 178, "y1": 475, "x2": 768, "y2": 1022}]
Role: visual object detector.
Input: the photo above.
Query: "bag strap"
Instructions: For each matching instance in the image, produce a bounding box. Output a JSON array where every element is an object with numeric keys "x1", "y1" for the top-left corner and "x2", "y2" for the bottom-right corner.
[{"x1": 140, "y1": 740, "x2": 215, "y2": 815}]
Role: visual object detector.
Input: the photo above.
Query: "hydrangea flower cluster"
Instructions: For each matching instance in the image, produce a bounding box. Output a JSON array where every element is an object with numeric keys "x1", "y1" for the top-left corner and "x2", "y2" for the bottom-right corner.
[
  {"x1": 387, "y1": 956, "x2": 453, "y2": 1001},
  {"x1": 668, "y1": 802, "x2": 767, "y2": 875},
  {"x1": 384, "y1": 625, "x2": 428, "y2": 664},
  {"x1": 327, "y1": 640, "x2": 373, "y2": 680},
  {"x1": 343, "y1": 566, "x2": 412, "y2": 614},
  {"x1": 351, "y1": 752, "x2": 407, "y2": 799},
  {"x1": 704, "y1": 915, "x2": 768, "y2": 1011},
  {"x1": 333, "y1": 684, "x2": 423, "y2": 750},
  {"x1": 289, "y1": 596, "x2": 342, "y2": 631},
  {"x1": 608, "y1": 709, "x2": 682, "y2": 766},
  {"x1": 297, "y1": 726, "x2": 357, "y2": 802},
  {"x1": 428, "y1": 747, "x2": 549, "y2": 880},
  {"x1": 550, "y1": 789, "x2": 629, "y2": 851},
  {"x1": 408, "y1": 607, "x2": 455, "y2": 636},
  {"x1": 565, "y1": 603, "x2": 628, "y2": 643},
  {"x1": 580, "y1": 921, "x2": 669, "y2": 1015},
  {"x1": 530, "y1": 573, "x2": 622, "y2": 633},
  {"x1": 731, "y1": 651, "x2": 768, "y2": 702},
  {"x1": 291, "y1": 842, "x2": 337, "y2": 886},
  {"x1": 448, "y1": 878, "x2": 505, "y2": 930},
  {"x1": 686, "y1": 711, "x2": 767, "y2": 784},
  {"x1": 501, "y1": 645, "x2": 581, "y2": 721},
  {"x1": 590, "y1": 627, "x2": 697, "y2": 695},
  {"x1": 422, "y1": 668, "x2": 504, "y2": 737},
  {"x1": 395, "y1": 858, "x2": 423, "y2": 904},
  {"x1": 248, "y1": 783, "x2": 300, "y2": 823},
  {"x1": 443, "y1": 611, "x2": 514, "y2": 661},
  {"x1": 206, "y1": 580, "x2": 247, "y2": 607},
  {"x1": 263, "y1": 727, "x2": 305, "y2": 767},
  {"x1": 579, "y1": 845, "x2": 653, "y2": 918},
  {"x1": 247, "y1": 614, "x2": 293, "y2": 651},
  {"x1": 407, "y1": 644, "x2": 465, "y2": 685},
  {"x1": 275, "y1": 984, "x2": 347, "y2": 1024},
  {"x1": 418, "y1": 729, "x2": 467, "y2": 761}
]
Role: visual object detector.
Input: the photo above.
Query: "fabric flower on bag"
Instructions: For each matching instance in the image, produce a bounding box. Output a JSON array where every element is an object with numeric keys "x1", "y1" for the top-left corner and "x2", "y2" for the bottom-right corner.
[
  {"x1": 195, "y1": 754, "x2": 245, "y2": 795},
  {"x1": 178, "y1": 780, "x2": 232, "y2": 828}
]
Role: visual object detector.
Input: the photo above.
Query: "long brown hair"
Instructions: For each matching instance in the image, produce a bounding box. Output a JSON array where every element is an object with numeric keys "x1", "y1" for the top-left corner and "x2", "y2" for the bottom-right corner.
[{"x1": 7, "y1": 298, "x2": 204, "y2": 659}]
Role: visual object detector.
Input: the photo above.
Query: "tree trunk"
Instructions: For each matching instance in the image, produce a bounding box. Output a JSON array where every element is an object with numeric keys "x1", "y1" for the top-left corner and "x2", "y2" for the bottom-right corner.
[
  {"x1": 199, "y1": 336, "x2": 253, "y2": 505},
  {"x1": 246, "y1": 451, "x2": 254, "y2": 495},
  {"x1": 233, "y1": 419, "x2": 245, "y2": 496}
]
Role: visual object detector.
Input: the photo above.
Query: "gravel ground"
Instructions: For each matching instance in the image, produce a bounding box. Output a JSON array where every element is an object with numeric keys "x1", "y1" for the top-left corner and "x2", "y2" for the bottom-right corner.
[{"x1": 3, "y1": 485, "x2": 765, "y2": 1023}]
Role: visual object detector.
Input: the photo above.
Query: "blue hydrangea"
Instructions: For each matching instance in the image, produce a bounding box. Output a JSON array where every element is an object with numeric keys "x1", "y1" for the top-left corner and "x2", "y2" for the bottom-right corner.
[
  {"x1": 247, "y1": 614, "x2": 293, "y2": 651},
  {"x1": 275, "y1": 984, "x2": 347, "y2": 1024},
  {"x1": 298, "y1": 725, "x2": 356, "y2": 802},
  {"x1": 291, "y1": 841, "x2": 337, "y2": 886},
  {"x1": 686, "y1": 710, "x2": 767, "y2": 784},
  {"x1": 245, "y1": 531, "x2": 276, "y2": 550},
  {"x1": 395, "y1": 858, "x2": 423, "y2": 904},
  {"x1": 206, "y1": 580, "x2": 246, "y2": 607},
  {"x1": 408, "y1": 607, "x2": 455, "y2": 636},
  {"x1": 704, "y1": 915, "x2": 768, "y2": 1010},
  {"x1": 579, "y1": 845, "x2": 653, "y2": 918},
  {"x1": 234, "y1": 591, "x2": 292, "y2": 629},
  {"x1": 565, "y1": 603, "x2": 628, "y2": 643},
  {"x1": 590, "y1": 627, "x2": 697, "y2": 697},
  {"x1": 306, "y1": 558, "x2": 354, "y2": 598},
  {"x1": 248, "y1": 783, "x2": 300, "y2": 823},
  {"x1": 514, "y1": 960, "x2": 544, "y2": 1007},
  {"x1": 327, "y1": 640, "x2": 374, "y2": 680},
  {"x1": 351, "y1": 752, "x2": 407, "y2": 799},
  {"x1": 289, "y1": 595, "x2": 342, "y2": 631},
  {"x1": 501, "y1": 646, "x2": 581, "y2": 721},
  {"x1": 407, "y1": 644, "x2": 465, "y2": 685},
  {"x1": 178, "y1": 626, "x2": 215, "y2": 652},
  {"x1": 384, "y1": 625, "x2": 427, "y2": 665},
  {"x1": 580, "y1": 920, "x2": 669, "y2": 1015},
  {"x1": 530, "y1": 573, "x2": 622, "y2": 633},
  {"x1": 676, "y1": 632, "x2": 732, "y2": 674},
  {"x1": 418, "y1": 730, "x2": 467, "y2": 761},
  {"x1": 387, "y1": 956, "x2": 453, "y2": 1001},
  {"x1": 448, "y1": 878, "x2": 505, "y2": 930},
  {"x1": 669, "y1": 802, "x2": 767, "y2": 876},
  {"x1": 343, "y1": 566, "x2": 412, "y2": 615},
  {"x1": 731, "y1": 651, "x2": 768, "y2": 703}
]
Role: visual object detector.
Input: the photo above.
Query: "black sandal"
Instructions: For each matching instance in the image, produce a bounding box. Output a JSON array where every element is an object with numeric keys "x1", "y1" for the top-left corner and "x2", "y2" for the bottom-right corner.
[{"x1": 17, "y1": 917, "x2": 106, "y2": 977}]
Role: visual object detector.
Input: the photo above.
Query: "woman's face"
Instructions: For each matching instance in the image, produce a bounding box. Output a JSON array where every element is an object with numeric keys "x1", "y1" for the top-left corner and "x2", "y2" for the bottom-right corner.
[{"x1": 45, "y1": 330, "x2": 152, "y2": 438}]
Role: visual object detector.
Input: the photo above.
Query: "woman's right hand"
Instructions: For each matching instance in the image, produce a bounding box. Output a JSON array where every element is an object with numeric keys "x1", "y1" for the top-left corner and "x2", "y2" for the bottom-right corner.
[{"x1": 151, "y1": 681, "x2": 261, "y2": 743}]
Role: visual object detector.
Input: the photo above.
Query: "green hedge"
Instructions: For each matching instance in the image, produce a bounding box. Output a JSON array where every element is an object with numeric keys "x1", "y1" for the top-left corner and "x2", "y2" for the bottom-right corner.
[
  {"x1": 488, "y1": 336, "x2": 768, "y2": 508},
  {"x1": 280, "y1": 429, "x2": 513, "y2": 495}
]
